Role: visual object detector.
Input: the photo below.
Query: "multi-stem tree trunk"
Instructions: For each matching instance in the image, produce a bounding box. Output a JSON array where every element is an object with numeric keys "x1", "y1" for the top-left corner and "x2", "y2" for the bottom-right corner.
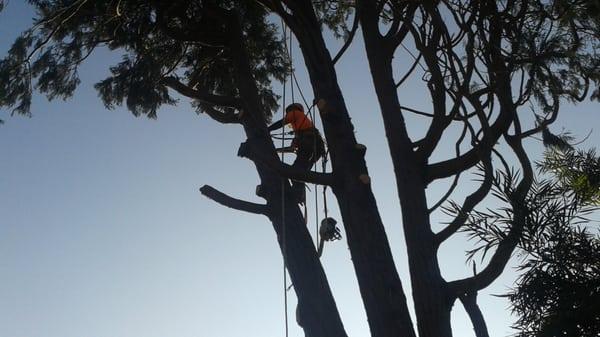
[
  {"x1": 362, "y1": 38, "x2": 454, "y2": 337},
  {"x1": 267, "y1": 3, "x2": 417, "y2": 337},
  {"x1": 357, "y1": 3, "x2": 455, "y2": 337}
]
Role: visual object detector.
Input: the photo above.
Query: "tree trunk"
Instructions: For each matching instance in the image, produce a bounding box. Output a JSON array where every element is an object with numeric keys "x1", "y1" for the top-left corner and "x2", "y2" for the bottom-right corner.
[
  {"x1": 358, "y1": 10, "x2": 454, "y2": 337},
  {"x1": 277, "y1": 4, "x2": 417, "y2": 337},
  {"x1": 225, "y1": 12, "x2": 347, "y2": 337}
]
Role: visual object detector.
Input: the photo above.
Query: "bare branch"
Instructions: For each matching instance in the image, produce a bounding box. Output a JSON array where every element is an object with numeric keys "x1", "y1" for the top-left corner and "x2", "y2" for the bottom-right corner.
[
  {"x1": 332, "y1": 11, "x2": 359, "y2": 65},
  {"x1": 256, "y1": 0, "x2": 299, "y2": 31},
  {"x1": 427, "y1": 2, "x2": 516, "y2": 182},
  {"x1": 459, "y1": 291, "x2": 490, "y2": 337},
  {"x1": 435, "y1": 157, "x2": 493, "y2": 245},
  {"x1": 384, "y1": 3, "x2": 403, "y2": 40},
  {"x1": 408, "y1": 19, "x2": 451, "y2": 160},
  {"x1": 428, "y1": 122, "x2": 468, "y2": 214},
  {"x1": 416, "y1": 20, "x2": 476, "y2": 161},
  {"x1": 400, "y1": 104, "x2": 434, "y2": 118},
  {"x1": 387, "y1": 3, "x2": 418, "y2": 49},
  {"x1": 429, "y1": 172, "x2": 460, "y2": 214},
  {"x1": 396, "y1": 53, "x2": 422, "y2": 88},
  {"x1": 425, "y1": 40, "x2": 515, "y2": 183},
  {"x1": 449, "y1": 132, "x2": 533, "y2": 292},
  {"x1": 200, "y1": 185, "x2": 268, "y2": 215},
  {"x1": 516, "y1": 93, "x2": 560, "y2": 139},
  {"x1": 238, "y1": 139, "x2": 335, "y2": 186},
  {"x1": 203, "y1": 106, "x2": 243, "y2": 124},
  {"x1": 162, "y1": 76, "x2": 242, "y2": 109}
]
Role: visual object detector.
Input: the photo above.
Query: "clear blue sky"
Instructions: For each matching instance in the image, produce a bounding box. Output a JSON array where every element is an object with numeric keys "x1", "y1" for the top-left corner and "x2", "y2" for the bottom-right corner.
[{"x1": 1, "y1": 3, "x2": 598, "y2": 337}]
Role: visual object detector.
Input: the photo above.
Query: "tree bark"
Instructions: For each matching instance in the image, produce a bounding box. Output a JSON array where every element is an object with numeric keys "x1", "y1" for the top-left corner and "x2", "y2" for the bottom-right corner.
[
  {"x1": 270, "y1": 3, "x2": 417, "y2": 337},
  {"x1": 459, "y1": 293, "x2": 490, "y2": 337},
  {"x1": 357, "y1": 3, "x2": 454, "y2": 337},
  {"x1": 224, "y1": 11, "x2": 347, "y2": 337},
  {"x1": 365, "y1": 51, "x2": 453, "y2": 337}
]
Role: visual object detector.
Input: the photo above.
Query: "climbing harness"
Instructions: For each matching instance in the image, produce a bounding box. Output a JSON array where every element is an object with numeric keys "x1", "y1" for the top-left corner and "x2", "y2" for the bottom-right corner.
[{"x1": 274, "y1": 29, "x2": 340, "y2": 246}]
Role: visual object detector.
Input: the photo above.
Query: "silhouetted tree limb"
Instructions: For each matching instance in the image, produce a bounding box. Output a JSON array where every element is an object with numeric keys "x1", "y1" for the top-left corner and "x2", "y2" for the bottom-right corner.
[
  {"x1": 200, "y1": 185, "x2": 268, "y2": 215},
  {"x1": 450, "y1": 128, "x2": 534, "y2": 293},
  {"x1": 238, "y1": 139, "x2": 335, "y2": 186},
  {"x1": 332, "y1": 10, "x2": 359, "y2": 65},
  {"x1": 162, "y1": 76, "x2": 242, "y2": 109},
  {"x1": 459, "y1": 291, "x2": 490, "y2": 337},
  {"x1": 428, "y1": 123, "x2": 469, "y2": 214},
  {"x1": 435, "y1": 157, "x2": 493, "y2": 246}
]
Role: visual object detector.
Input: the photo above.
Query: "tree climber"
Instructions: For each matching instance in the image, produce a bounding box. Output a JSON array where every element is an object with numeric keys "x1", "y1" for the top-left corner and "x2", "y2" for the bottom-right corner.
[{"x1": 268, "y1": 103, "x2": 325, "y2": 204}]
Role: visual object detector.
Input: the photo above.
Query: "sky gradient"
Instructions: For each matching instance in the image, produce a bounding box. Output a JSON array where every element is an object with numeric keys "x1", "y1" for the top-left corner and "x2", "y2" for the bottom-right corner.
[{"x1": 1, "y1": 3, "x2": 599, "y2": 337}]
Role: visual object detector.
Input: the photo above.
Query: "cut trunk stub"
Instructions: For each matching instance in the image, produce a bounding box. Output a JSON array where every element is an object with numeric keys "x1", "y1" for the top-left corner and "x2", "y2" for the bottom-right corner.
[
  {"x1": 255, "y1": 184, "x2": 266, "y2": 198},
  {"x1": 355, "y1": 143, "x2": 367, "y2": 156},
  {"x1": 316, "y1": 98, "x2": 329, "y2": 114},
  {"x1": 359, "y1": 174, "x2": 371, "y2": 184},
  {"x1": 237, "y1": 141, "x2": 249, "y2": 157}
]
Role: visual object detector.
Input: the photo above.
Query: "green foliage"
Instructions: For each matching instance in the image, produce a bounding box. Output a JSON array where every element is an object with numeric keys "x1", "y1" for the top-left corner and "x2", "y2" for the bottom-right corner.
[
  {"x1": 508, "y1": 225, "x2": 600, "y2": 337},
  {"x1": 455, "y1": 168, "x2": 522, "y2": 262},
  {"x1": 450, "y1": 169, "x2": 580, "y2": 263},
  {"x1": 443, "y1": 137, "x2": 600, "y2": 336},
  {"x1": 0, "y1": 33, "x2": 33, "y2": 116},
  {"x1": 541, "y1": 127, "x2": 574, "y2": 152},
  {"x1": 313, "y1": 0, "x2": 356, "y2": 39},
  {"x1": 94, "y1": 54, "x2": 177, "y2": 117},
  {"x1": 0, "y1": 0, "x2": 289, "y2": 119},
  {"x1": 540, "y1": 148, "x2": 600, "y2": 205},
  {"x1": 501, "y1": 0, "x2": 600, "y2": 111},
  {"x1": 450, "y1": 158, "x2": 600, "y2": 336}
]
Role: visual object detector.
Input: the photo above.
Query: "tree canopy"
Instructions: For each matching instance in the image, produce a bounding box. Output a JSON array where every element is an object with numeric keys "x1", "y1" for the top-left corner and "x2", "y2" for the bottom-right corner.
[
  {"x1": 0, "y1": 1, "x2": 287, "y2": 119},
  {"x1": 507, "y1": 145, "x2": 600, "y2": 337}
]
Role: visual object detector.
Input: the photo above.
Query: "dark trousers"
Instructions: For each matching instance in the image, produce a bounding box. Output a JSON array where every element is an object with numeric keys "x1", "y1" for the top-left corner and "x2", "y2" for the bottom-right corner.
[{"x1": 291, "y1": 129, "x2": 325, "y2": 195}]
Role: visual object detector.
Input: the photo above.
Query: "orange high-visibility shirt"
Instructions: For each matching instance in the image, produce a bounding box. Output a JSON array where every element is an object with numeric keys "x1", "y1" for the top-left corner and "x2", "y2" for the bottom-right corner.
[{"x1": 285, "y1": 109, "x2": 313, "y2": 132}]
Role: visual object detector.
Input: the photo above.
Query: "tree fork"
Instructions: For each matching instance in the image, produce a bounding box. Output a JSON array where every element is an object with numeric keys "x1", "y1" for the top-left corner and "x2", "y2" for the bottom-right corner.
[
  {"x1": 222, "y1": 9, "x2": 347, "y2": 337},
  {"x1": 357, "y1": 2, "x2": 454, "y2": 337},
  {"x1": 267, "y1": 2, "x2": 417, "y2": 337}
]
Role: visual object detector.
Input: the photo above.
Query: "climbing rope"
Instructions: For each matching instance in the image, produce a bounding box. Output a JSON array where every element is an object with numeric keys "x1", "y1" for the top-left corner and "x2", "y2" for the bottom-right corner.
[
  {"x1": 276, "y1": 22, "x2": 341, "y2": 254},
  {"x1": 280, "y1": 30, "x2": 321, "y2": 245},
  {"x1": 276, "y1": 20, "x2": 343, "y2": 337},
  {"x1": 280, "y1": 21, "x2": 289, "y2": 337},
  {"x1": 287, "y1": 32, "x2": 310, "y2": 227}
]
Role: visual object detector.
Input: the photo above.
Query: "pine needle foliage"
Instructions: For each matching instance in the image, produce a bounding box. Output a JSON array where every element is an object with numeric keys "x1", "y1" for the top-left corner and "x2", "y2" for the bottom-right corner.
[{"x1": 0, "y1": 0, "x2": 289, "y2": 119}]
